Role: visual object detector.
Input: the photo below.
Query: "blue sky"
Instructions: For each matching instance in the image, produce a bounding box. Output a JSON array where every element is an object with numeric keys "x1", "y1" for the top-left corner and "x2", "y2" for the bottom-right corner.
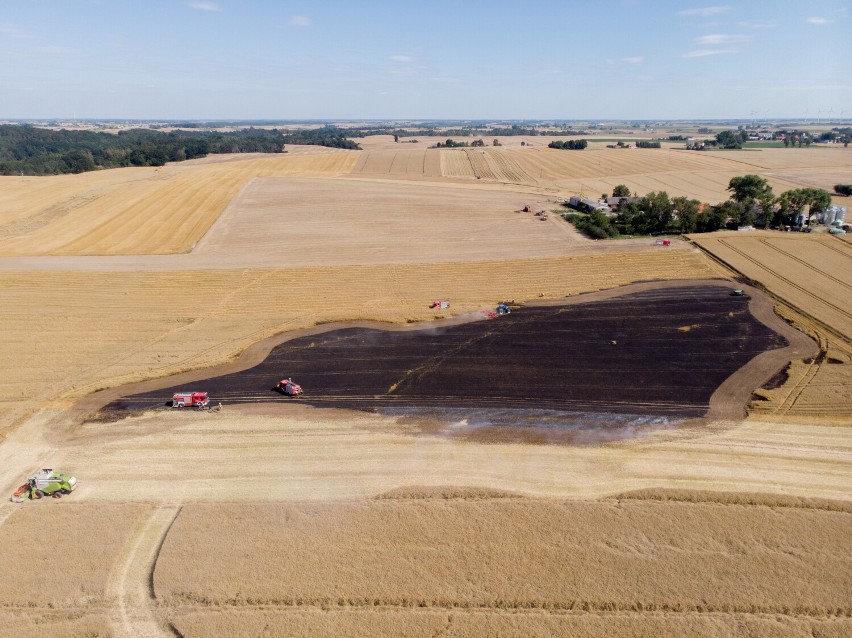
[{"x1": 1, "y1": 0, "x2": 850, "y2": 120}]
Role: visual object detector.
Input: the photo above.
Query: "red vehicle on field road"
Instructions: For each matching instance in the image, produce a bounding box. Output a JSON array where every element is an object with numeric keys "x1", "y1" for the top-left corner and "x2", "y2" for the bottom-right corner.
[{"x1": 171, "y1": 391, "x2": 209, "y2": 408}]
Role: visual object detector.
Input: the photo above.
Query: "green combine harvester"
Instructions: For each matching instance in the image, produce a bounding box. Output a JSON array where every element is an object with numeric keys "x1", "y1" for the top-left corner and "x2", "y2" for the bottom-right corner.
[{"x1": 10, "y1": 469, "x2": 77, "y2": 502}]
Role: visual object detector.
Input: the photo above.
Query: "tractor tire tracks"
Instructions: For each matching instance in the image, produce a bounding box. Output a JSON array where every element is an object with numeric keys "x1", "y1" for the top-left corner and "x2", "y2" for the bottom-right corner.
[{"x1": 108, "y1": 504, "x2": 182, "y2": 638}]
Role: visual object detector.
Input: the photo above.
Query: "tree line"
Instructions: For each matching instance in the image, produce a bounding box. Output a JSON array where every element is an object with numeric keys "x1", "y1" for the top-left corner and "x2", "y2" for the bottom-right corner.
[
  {"x1": 548, "y1": 139, "x2": 588, "y2": 150},
  {"x1": 564, "y1": 175, "x2": 835, "y2": 239},
  {"x1": 0, "y1": 124, "x2": 360, "y2": 175}
]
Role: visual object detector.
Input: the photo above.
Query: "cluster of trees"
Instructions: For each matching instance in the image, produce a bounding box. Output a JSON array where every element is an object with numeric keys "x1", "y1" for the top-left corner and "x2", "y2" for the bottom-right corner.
[
  {"x1": 548, "y1": 139, "x2": 588, "y2": 150},
  {"x1": 835, "y1": 184, "x2": 852, "y2": 196},
  {"x1": 781, "y1": 132, "x2": 814, "y2": 148},
  {"x1": 715, "y1": 129, "x2": 750, "y2": 149},
  {"x1": 0, "y1": 124, "x2": 361, "y2": 175},
  {"x1": 565, "y1": 176, "x2": 834, "y2": 239},
  {"x1": 434, "y1": 139, "x2": 470, "y2": 148},
  {"x1": 778, "y1": 128, "x2": 849, "y2": 147},
  {"x1": 278, "y1": 126, "x2": 361, "y2": 149},
  {"x1": 635, "y1": 140, "x2": 661, "y2": 148}
]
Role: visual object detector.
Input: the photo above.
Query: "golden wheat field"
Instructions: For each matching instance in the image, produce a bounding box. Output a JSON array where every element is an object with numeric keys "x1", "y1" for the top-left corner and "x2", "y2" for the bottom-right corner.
[
  {"x1": 0, "y1": 503, "x2": 148, "y2": 638},
  {"x1": 154, "y1": 498, "x2": 851, "y2": 635},
  {"x1": 1, "y1": 140, "x2": 851, "y2": 638}
]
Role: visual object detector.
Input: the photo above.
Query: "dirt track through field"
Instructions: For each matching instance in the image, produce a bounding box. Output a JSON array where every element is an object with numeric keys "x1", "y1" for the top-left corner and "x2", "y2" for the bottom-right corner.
[{"x1": 108, "y1": 505, "x2": 180, "y2": 638}]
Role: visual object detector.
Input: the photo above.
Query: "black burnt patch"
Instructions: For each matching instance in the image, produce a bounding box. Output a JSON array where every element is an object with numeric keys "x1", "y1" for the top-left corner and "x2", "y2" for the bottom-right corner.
[{"x1": 104, "y1": 285, "x2": 786, "y2": 418}]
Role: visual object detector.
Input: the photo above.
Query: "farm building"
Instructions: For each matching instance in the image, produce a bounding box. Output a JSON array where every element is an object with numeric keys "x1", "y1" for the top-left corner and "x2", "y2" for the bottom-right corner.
[{"x1": 569, "y1": 196, "x2": 610, "y2": 213}]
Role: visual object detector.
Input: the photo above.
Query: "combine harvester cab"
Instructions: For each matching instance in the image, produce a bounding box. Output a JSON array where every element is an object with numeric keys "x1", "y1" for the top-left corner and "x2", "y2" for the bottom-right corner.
[
  {"x1": 171, "y1": 391, "x2": 209, "y2": 408},
  {"x1": 11, "y1": 469, "x2": 77, "y2": 502},
  {"x1": 277, "y1": 378, "x2": 303, "y2": 396}
]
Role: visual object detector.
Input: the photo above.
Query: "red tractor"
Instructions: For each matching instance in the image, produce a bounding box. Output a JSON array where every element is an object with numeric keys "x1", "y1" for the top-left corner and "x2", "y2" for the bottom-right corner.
[{"x1": 277, "y1": 378, "x2": 303, "y2": 396}]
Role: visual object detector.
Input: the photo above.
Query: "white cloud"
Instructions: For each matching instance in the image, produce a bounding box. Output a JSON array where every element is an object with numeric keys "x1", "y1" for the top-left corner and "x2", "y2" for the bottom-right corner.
[
  {"x1": 679, "y1": 5, "x2": 730, "y2": 17},
  {"x1": 188, "y1": 2, "x2": 221, "y2": 12},
  {"x1": 0, "y1": 22, "x2": 36, "y2": 39},
  {"x1": 682, "y1": 47, "x2": 738, "y2": 58},
  {"x1": 388, "y1": 54, "x2": 414, "y2": 63},
  {"x1": 622, "y1": 56, "x2": 643, "y2": 64},
  {"x1": 805, "y1": 16, "x2": 831, "y2": 25},
  {"x1": 696, "y1": 33, "x2": 751, "y2": 44},
  {"x1": 288, "y1": 15, "x2": 312, "y2": 27}
]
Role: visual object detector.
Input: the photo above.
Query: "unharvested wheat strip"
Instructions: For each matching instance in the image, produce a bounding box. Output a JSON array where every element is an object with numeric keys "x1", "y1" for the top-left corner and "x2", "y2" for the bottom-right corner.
[{"x1": 154, "y1": 500, "x2": 852, "y2": 615}]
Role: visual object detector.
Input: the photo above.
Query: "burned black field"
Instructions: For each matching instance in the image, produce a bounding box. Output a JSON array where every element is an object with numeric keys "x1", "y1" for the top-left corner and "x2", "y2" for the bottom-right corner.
[{"x1": 106, "y1": 286, "x2": 786, "y2": 418}]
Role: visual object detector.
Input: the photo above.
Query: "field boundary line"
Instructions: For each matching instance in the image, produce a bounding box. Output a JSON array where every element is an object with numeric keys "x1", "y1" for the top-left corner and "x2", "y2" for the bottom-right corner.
[{"x1": 160, "y1": 596, "x2": 852, "y2": 618}]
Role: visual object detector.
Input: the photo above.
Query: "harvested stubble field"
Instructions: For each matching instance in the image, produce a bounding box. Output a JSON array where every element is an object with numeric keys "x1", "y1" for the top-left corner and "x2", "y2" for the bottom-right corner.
[
  {"x1": 691, "y1": 231, "x2": 852, "y2": 421},
  {"x1": 431, "y1": 142, "x2": 852, "y2": 206},
  {"x1": 2, "y1": 141, "x2": 849, "y2": 260},
  {"x1": 192, "y1": 177, "x2": 574, "y2": 265},
  {"x1": 0, "y1": 151, "x2": 357, "y2": 257},
  {"x1": 155, "y1": 497, "x2": 852, "y2": 637}
]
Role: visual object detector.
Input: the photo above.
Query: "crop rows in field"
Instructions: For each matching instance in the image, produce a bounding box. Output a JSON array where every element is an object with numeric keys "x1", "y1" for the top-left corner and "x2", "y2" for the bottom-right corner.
[
  {"x1": 711, "y1": 146, "x2": 852, "y2": 170},
  {"x1": 350, "y1": 149, "x2": 443, "y2": 178},
  {"x1": 440, "y1": 149, "x2": 476, "y2": 178}
]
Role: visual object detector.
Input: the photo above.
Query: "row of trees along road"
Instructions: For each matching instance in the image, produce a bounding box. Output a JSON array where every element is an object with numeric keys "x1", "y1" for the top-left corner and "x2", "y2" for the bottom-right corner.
[{"x1": 565, "y1": 176, "x2": 833, "y2": 239}]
